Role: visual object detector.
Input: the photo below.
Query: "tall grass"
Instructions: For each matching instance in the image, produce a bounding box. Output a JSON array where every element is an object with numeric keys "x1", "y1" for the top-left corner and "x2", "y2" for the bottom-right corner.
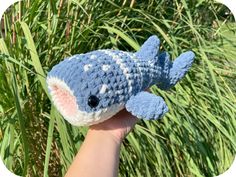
[{"x1": 0, "y1": 0, "x2": 235, "y2": 176}]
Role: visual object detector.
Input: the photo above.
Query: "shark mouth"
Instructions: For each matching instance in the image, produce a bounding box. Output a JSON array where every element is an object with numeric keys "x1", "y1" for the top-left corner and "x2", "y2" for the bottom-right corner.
[{"x1": 47, "y1": 77, "x2": 78, "y2": 119}]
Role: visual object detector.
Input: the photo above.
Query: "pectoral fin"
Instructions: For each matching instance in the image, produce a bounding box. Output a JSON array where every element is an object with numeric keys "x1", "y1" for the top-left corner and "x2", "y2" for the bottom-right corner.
[{"x1": 125, "y1": 91, "x2": 168, "y2": 120}]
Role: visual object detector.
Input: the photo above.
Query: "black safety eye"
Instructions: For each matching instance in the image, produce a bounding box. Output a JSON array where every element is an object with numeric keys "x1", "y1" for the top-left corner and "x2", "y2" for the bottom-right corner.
[{"x1": 88, "y1": 95, "x2": 99, "y2": 108}]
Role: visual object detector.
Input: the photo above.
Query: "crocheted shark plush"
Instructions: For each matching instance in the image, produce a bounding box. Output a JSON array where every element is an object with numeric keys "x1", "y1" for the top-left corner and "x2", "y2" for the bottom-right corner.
[{"x1": 47, "y1": 35, "x2": 195, "y2": 126}]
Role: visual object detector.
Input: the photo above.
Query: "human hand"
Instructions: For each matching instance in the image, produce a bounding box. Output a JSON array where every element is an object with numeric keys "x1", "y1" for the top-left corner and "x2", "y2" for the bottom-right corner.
[
  {"x1": 66, "y1": 109, "x2": 138, "y2": 177},
  {"x1": 89, "y1": 109, "x2": 138, "y2": 143}
]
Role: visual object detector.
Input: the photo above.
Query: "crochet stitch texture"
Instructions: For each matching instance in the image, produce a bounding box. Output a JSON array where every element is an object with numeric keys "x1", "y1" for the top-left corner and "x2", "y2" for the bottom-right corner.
[{"x1": 47, "y1": 35, "x2": 195, "y2": 126}]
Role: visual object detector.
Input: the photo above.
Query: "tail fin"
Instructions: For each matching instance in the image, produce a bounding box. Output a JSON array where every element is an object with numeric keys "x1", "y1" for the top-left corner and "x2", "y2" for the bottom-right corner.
[
  {"x1": 157, "y1": 51, "x2": 195, "y2": 90},
  {"x1": 135, "y1": 35, "x2": 160, "y2": 61}
]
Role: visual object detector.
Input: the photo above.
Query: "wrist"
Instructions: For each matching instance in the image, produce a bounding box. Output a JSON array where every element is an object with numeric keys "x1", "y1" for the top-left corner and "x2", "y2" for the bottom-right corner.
[{"x1": 88, "y1": 126, "x2": 124, "y2": 144}]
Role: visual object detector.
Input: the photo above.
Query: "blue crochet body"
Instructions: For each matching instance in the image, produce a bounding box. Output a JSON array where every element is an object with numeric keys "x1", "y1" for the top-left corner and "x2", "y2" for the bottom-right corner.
[{"x1": 47, "y1": 36, "x2": 195, "y2": 126}]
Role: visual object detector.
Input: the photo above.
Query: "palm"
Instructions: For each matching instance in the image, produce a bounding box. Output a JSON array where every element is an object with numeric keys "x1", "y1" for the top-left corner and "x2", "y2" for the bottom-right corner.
[{"x1": 89, "y1": 109, "x2": 138, "y2": 142}]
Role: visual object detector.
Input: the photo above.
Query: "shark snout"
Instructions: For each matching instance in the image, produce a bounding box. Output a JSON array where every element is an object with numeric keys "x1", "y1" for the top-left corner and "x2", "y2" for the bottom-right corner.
[{"x1": 47, "y1": 77, "x2": 79, "y2": 118}]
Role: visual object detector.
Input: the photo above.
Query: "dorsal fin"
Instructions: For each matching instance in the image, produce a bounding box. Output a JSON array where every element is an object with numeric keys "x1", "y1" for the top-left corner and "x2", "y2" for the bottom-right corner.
[{"x1": 135, "y1": 35, "x2": 160, "y2": 60}]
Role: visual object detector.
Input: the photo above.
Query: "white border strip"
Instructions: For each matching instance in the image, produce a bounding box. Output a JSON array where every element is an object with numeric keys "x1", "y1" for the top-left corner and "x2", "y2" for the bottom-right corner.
[
  {"x1": 216, "y1": 0, "x2": 236, "y2": 21},
  {"x1": 0, "y1": 158, "x2": 20, "y2": 177},
  {"x1": 0, "y1": 0, "x2": 22, "y2": 20}
]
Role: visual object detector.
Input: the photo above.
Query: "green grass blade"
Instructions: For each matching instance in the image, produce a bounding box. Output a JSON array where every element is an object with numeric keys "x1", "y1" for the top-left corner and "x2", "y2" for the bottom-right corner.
[
  {"x1": 43, "y1": 107, "x2": 55, "y2": 177},
  {"x1": 100, "y1": 26, "x2": 140, "y2": 50},
  {"x1": 19, "y1": 21, "x2": 49, "y2": 97}
]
